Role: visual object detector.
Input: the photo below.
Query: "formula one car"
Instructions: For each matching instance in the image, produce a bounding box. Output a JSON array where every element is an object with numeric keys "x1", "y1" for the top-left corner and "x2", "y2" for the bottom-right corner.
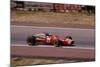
[{"x1": 26, "y1": 33, "x2": 75, "y2": 47}]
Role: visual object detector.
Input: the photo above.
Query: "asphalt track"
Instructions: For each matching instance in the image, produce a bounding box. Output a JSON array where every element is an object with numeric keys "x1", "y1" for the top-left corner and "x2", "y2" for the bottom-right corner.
[
  {"x1": 11, "y1": 25, "x2": 95, "y2": 60},
  {"x1": 11, "y1": 46, "x2": 95, "y2": 60},
  {"x1": 11, "y1": 25, "x2": 95, "y2": 48}
]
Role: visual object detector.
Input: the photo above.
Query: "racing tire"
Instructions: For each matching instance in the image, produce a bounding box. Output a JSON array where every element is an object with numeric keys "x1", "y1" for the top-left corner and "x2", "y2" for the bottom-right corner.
[
  {"x1": 67, "y1": 41, "x2": 75, "y2": 46},
  {"x1": 26, "y1": 36, "x2": 36, "y2": 46},
  {"x1": 70, "y1": 41, "x2": 75, "y2": 46},
  {"x1": 56, "y1": 40, "x2": 62, "y2": 47},
  {"x1": 54, "y1": 40, "x2": 63, "y2": 47}
]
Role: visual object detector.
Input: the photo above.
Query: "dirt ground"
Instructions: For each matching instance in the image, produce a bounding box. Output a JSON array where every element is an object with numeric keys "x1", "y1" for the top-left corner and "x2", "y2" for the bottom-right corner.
[
  {"x1": 11, "y1": 11, "x2": 95, "y2": 29},
  {"x1": 11, "y1": 57, "x2": 90, "y2": 67}
]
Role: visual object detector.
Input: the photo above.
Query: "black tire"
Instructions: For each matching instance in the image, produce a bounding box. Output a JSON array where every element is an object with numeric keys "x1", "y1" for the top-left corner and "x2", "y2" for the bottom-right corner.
[
  {"x1": 55, "y1": 40, "x2": 62, "y2": 47},
  {"x1": 70, "y1": 41, "x2": 75, "y2": 46},
  {"x1": 67, "y1": 41, "x2": 75, "y2": 46},
  {"x1": 26, "y1": 36, "x2": 36, "y2": 46}
]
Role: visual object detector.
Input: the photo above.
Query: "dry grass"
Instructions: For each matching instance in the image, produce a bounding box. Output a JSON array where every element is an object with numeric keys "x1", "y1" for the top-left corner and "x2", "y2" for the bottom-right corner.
[
  {"x1": 11, "y1": 57, "x2": 76, "y2": 66},
  {"x1": 11, "y1": 11, "x2": 95, "y2": 28}
]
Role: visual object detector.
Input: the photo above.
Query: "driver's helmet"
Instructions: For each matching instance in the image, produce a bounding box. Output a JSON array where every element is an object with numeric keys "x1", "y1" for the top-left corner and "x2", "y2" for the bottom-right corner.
[{"x1": 45, "y1": 33, "x2": 50, "y2": 36}]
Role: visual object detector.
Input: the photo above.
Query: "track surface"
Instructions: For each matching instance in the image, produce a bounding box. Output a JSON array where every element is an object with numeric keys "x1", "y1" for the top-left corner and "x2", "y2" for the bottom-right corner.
[
  {"x1": 11, "y1": 25, "x2": 95, "y2": 48},
  {"x1": 11, "y1": 46, "x2": 95, "y2": 60},
  {"x1": 11, "y1": 25, "x2": 95, "y2": 60}
]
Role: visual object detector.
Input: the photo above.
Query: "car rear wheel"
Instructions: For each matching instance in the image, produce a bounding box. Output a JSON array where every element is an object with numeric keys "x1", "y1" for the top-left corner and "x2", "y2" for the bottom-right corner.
[
  {"x1": 56, "y1": 40, "x2": 62, "y2": 47},
  {"x1": 26, "y1": 36, "x2": 36, "y2": 46}
]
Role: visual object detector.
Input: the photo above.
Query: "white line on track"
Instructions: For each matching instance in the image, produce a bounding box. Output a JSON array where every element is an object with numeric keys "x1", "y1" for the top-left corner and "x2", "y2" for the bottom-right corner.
[
  {"x1": 11, "y1": 44, "x2": 94, "y2": 50},
  {"x1": 11, "y1": 25, "x2": 94, "y2": 30}
]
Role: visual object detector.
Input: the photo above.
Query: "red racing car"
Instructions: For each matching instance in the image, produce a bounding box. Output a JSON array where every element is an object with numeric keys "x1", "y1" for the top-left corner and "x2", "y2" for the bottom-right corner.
[{"x1": 27, "y1": 33, "x2": 75, "y2": 47}]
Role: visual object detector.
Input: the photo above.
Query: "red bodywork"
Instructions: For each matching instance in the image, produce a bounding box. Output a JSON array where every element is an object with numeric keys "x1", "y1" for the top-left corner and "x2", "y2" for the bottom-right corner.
[{"x1": 35, "y1": 35, "x2": 74, "y2": 46}]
